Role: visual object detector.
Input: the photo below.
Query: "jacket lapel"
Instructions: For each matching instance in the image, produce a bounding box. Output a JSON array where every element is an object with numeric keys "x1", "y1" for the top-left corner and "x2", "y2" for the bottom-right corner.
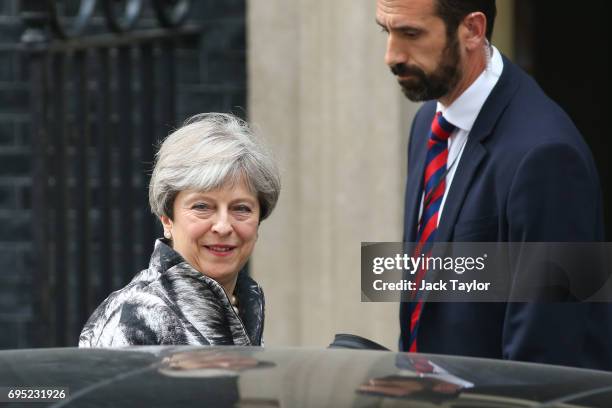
[
  {"x1": 435, "y1": 56, "x2": 520, "y2": 242},
  {"x1": 435, "y1": 141, "x2": 487, "y2": 242}
]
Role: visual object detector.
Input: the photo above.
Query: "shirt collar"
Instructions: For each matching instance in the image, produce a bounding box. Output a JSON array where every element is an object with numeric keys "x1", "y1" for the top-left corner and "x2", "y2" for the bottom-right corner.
[{"x1": 437, "y1": 46, "x2": 503, "y2": 132}]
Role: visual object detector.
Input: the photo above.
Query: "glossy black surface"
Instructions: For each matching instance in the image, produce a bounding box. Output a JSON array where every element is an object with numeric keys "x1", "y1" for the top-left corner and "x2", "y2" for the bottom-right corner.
[{"x1": 0, "y1": 347, "x2": 611, "y2": 407}]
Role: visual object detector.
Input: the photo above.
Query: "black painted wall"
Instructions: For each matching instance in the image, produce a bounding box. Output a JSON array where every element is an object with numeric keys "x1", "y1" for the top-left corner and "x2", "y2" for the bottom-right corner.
[{"x1": 0, "y1": 0, "x2": 246, "y2": 348}]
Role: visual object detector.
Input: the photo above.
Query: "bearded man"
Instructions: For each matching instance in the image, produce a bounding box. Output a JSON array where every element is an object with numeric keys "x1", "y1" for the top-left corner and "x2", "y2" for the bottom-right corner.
[{"x1": 376, "y1": 0, "x2": 612, "y2": 370}]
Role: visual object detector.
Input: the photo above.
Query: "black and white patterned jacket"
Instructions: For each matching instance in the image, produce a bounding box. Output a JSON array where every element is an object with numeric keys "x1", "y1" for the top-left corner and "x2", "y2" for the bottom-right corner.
[{"x1": 79, "y1": 239, "x2": 265, "y2": 347}]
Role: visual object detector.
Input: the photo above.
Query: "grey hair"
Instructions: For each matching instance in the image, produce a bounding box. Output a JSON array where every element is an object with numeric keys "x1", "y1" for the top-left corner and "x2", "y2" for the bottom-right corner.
[{"x1": 149, "y1": 113, "x2": 280, "y2": 221}]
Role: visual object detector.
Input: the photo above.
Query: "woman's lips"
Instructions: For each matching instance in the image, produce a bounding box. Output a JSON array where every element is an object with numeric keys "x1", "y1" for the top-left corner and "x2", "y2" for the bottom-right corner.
[{"x1": 204, "y1": 245, "x2": 236, "y2": 257}]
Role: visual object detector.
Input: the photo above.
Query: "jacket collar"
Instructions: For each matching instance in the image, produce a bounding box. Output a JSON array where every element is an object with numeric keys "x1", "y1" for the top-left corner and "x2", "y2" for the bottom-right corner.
[{"x1": 148, "y1": 239, "x2": 265, "y2": 346}]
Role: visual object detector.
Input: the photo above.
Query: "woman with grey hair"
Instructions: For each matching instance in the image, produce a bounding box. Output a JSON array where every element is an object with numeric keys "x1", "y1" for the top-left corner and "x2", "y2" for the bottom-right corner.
[{"x1": 79, "y1": 113, "x2": 280, "y2": 347}]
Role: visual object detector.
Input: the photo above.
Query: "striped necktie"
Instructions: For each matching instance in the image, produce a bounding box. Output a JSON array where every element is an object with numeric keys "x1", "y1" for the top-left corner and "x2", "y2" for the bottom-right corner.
[{"x1": 408, "y1": 111, "x2": 456, "y2": 352}]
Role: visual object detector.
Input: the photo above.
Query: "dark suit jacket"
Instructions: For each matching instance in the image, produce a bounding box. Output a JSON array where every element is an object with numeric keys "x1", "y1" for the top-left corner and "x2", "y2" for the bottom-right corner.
[{"x1": 399, "y1": 56, "x2": 612, "y2": 370}]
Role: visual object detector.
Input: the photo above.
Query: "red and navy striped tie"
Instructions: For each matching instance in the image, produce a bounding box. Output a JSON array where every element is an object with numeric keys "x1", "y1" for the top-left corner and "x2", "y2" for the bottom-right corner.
[{"x1": 408, "y1": 111, "x2": 456, "y2": 352}]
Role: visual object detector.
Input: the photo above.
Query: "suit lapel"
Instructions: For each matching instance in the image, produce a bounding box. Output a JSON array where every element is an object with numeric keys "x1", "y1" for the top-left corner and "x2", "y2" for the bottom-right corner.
[
  {"x1": 436, "y1": 56, "x2": 520, "y2": 242},
  {"x1": 435, "y1": 141, "x2": 487, "y2": 242}
]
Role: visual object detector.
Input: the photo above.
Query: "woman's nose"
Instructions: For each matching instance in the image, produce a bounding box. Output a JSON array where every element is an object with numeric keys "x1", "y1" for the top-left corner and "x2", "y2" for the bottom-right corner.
[{"x1": 211, "y1": 211, "x2": 232, "y2": 236}]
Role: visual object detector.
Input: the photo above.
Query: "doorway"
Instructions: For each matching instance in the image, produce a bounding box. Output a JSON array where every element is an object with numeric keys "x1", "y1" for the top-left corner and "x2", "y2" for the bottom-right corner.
[{"x1": 514, "y1": 0, "x2": 611, "y2": 239}]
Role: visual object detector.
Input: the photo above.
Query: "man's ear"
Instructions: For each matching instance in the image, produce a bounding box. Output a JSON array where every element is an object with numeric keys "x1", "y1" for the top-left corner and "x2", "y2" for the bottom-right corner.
[{"x1": 460, "y1": 12, "x2": 487, "y2": 51}]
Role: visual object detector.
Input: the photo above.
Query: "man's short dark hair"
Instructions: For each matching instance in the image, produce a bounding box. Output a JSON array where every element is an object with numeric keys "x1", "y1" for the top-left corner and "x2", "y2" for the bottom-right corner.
[{"x1": 435, "y1": 0, "x2": 497, "y2": 41}]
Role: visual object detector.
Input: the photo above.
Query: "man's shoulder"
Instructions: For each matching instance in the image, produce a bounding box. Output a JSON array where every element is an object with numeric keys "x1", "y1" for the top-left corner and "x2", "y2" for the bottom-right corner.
[
  {"x1": 485, "y1": 58, "x2": 585, "y2": 149},
  {"x1": 497, "y1": 58, "x2": 572, "y2": 125}
]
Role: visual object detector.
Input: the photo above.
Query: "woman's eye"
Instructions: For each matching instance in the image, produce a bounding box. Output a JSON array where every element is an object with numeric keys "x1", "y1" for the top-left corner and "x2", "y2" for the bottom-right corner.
[
  {"x1": 192, "y1": 203, "x2": 211, "y2": 211},
  {"x1": 234, "y1": 205, "x2": 252, "y2": 213}
]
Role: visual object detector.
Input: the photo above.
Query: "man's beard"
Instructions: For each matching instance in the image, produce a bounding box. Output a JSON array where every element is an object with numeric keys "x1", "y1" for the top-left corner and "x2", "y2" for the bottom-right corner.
[{"x1": 391, "y1": 35, "x2": 462, "y2": 102}]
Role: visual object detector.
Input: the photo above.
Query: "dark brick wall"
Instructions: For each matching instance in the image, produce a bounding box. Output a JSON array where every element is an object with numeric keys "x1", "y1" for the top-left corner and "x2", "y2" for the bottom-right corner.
[
  {"x1": 0, "y1": 0, "x2": 246, "y2": 349},
  {"x1": 0, "y1": 0, "x2": 32, "y2": 349},
  {"x1": 176, "y1": 1, "x2": 247, "y2": 120}
]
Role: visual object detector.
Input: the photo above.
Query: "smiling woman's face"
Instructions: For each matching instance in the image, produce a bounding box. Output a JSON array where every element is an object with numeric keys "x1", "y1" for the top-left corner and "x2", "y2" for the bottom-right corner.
[{"x1": 160, "y1": 179, "x2": 260, "y2": 293}]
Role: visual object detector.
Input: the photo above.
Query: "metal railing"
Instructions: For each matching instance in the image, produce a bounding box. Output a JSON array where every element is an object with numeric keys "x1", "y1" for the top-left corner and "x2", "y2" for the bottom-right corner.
[{"x1": 18, "y1": 0, "x2": 198, "y2": 346}]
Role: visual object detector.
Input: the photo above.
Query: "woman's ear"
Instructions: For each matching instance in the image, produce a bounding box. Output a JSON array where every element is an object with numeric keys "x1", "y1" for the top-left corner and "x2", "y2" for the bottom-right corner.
[{"x1": 160, "y1": 215, "x2": 173, "y2": 239}]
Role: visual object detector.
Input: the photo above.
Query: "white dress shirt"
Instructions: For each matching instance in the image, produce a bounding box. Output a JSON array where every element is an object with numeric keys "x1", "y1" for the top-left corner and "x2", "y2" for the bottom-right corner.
[{"x1": 418, "y1": 46, "x2": 504, "y2": 226}]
